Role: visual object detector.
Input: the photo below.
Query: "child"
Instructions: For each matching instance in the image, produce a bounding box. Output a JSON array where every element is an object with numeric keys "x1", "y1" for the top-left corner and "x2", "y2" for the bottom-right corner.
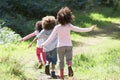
[
  {"x1": 41, "y1": 7, "x2": 96, "y2": 79},
  {"x1": 20, "y1": 21, "x2": 46, "y2": 69},
  {"x1": 29, "y1": 16, "x2": 58, "y2": 78}
]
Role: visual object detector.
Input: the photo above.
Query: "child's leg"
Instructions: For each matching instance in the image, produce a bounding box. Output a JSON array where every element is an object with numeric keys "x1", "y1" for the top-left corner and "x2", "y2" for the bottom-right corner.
[
  {"x1": 45, "y1": 61, "x2": 50, "y2": 75},
  {"x1": 68, "y1": 66, "x2": 73, "y2": 77},
  {"x1": 51, "y1": 48, "x2": 57, "y2": 78},
  {"x1": 46, "y1": 48, "x2": 58, "y2": 78},
  {"x1": 36, "y1": 48, "x2": 43, "y2": 69},
  {"x1": 58, "y1": 47, "x2": 65, "y2": 70},
  {"x1": 60, "y1": 69, "x2": 64, "y2": 79},
  {"x1": 36, "y1": 48, "x2": 42, "y2": 62},
  {"x1": 51, "y1": 64, "x2": 58, "y2": 78},
  {"x1": 51, "y1": 64, "x2": 55, "y2": 71},
  {"x1": 66, "y1": 46, "x2": 73, "y2": 77},
  {"x1": 41, "y1": 48, "x2": 46, "y2": 64},
  {"x1": 45, "y1": 52, "x2": 51, "y2": 75},
  {"x1": 58, "y1": 47, "x2": 65, "y2": 79}
]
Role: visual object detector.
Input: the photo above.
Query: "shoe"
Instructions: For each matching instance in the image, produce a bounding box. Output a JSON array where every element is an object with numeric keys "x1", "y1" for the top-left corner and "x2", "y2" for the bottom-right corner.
[
  {"x1": 68, "y1": 66, "x2": 73, "y2": 77},
  {"x1": 38, "y1": 61, "x2": 43, "y2": 69},
  {"x1": 45, "y1": 65, "x2": 50, "y2": 75},
  {"x1": 51, "y1": 71, "x2": 58, "y2": 79}
]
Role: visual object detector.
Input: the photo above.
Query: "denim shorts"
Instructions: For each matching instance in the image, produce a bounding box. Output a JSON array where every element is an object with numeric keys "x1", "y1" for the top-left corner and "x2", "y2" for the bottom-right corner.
[{"x1": 46, "y1": 48, "x2": 57, "y2": 65}]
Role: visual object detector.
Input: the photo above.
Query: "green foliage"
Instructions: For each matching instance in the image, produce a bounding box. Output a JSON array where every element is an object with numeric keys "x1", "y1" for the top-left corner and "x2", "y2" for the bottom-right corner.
[
  {"x1": 0, "y1": 25, "x2": 21, "y2": 44},
  {"x1": 0, "y1": 0, "x2": 120, "y2": 36},
  {"x1": 0, "y1": 0, "x2": 61, "y2": 36}
]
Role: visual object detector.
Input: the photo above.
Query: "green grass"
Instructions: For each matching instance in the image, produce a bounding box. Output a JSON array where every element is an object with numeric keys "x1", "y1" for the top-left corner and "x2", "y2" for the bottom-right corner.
[
  {"x1": 71, "y1": 7, "x2": 120, "y2": 80},
  {"x1": 0, "y1": 42, "x2": 37, "y2": 80},
  {"x1": 73, "y1": 40, "x2": 120, "y2": 80}
]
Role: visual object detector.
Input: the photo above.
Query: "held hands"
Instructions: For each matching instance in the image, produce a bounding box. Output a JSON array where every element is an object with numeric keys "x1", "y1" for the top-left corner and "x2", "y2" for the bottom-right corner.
[{"x1": 19, "y1": 38, "x2": 24, "y2": 42}]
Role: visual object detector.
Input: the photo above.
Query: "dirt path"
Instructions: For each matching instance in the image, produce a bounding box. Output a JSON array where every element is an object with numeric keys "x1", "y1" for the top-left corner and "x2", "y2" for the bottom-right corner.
[
  {"x1": 24, "y1": 56, "x2": 77, "y2": 80},
  {"x1": 35, "y1": 67, "x2": 77, "y2": 80}
]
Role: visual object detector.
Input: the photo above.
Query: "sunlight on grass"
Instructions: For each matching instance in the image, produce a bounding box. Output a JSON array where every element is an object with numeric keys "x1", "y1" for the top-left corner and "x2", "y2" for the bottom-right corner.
[
  {"x1": 90, "y1": 13, "x2": 120, "y2": 23},
  {"x1": 73, "y1": 48, "x2": 120, "y2": 80},
  {"x1": 71, "y1": 27, "x2": 120, "y2": 80},
  {"x1": 0, "y1": 42, "x2": 37, "y2": 80}
]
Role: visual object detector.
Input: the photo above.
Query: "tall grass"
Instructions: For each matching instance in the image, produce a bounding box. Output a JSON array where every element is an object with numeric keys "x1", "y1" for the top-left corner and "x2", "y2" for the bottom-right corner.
[
  {"x1": 0, "y1": 56, "x2": 26, "y2": 80},
  {"x1": 0, "y1": 42, "x2": 38, "y2": 80},
  {"x1": 73, "y1": 48, "x2": 120, "y2": 80}
]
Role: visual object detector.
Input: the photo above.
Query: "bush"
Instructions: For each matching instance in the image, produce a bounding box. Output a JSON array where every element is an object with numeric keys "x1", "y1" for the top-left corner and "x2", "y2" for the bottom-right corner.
[
  {"x1": 0, "y1": 23, "x2": 21, "y2": 44},
  {"x1": 2, "y1": 14, "x2": 36, "y2": 36}
]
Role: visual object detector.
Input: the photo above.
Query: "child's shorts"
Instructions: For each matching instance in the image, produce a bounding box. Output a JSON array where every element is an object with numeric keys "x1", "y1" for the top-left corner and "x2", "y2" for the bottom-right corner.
[{"x1": 46, "y1": 48, "x2": 57, "y2": 65}]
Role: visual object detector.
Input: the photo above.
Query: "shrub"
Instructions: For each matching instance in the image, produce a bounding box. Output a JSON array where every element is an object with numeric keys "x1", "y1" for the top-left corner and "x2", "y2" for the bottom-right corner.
[{"x1": 0, "y1": 24, "x2": 21, "y2": 44}]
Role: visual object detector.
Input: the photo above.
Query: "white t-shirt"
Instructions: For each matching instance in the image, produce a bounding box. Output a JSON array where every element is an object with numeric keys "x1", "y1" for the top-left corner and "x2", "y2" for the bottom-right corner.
[{"x1": 35, "y1": 31, "x2": 44, "y2": 48}]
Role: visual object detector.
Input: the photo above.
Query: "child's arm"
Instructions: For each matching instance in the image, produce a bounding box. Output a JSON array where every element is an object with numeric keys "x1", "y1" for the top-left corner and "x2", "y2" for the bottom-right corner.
[
  {"x1": 41, "y1": 28, "x2": 57, "y2": 47},
  {"x1": 70, "y1": 24, "x2": 96, "y2": 32},
  {"x1": 20, "y1": 32, "x2": 37, "y2": 41},
  {"x1": 28, "y1": 37, "x2": 38, "y2": 48},
  {"x1": 28, "y1": 30, "x2": 43, "y2": 48}
]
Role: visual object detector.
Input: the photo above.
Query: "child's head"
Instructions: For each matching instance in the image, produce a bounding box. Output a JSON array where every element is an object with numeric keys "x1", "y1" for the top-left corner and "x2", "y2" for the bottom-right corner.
[
  {"x1": 42, "y1": 16, "x2": 56, "y2": 30},
  {"x1": 57, "y1": 7, "x2": 74, "y2": 25},
  {"x1": 35, "y1": 21, "x2": 42, "y2": 32}
]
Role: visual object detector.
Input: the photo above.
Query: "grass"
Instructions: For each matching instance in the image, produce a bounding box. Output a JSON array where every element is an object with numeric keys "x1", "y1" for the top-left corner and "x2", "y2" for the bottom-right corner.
[
  {"x1": 0, "y1": 42, "x2": 37, "y2": 80},
  {"x1": 0, "y1": 6, "x2": 120, "y2": 80},
  {"x1": 73, "y1": 44, "x2": 120, "y2": 80},
  {"x1": 71, "y1": 7, "x2": 120, "y2": 80}
]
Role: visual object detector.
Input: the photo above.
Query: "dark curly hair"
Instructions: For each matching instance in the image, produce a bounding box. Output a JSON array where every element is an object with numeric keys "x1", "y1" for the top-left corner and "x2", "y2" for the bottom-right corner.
[
  {"x1": 35, "y1": 21, "x2": 42, "y2": 32},
  {"x1": 57, "y1": 7, "x2": 74, "y2": 25},
  {"x1": 42, "y1": 16, "x2": 56, "y2": 30}
]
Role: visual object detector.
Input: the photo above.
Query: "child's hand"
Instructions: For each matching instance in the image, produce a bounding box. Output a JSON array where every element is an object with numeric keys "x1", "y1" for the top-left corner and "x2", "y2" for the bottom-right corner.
[
  {"x1": 40, "y1": 43, "x2": 44, "y2": 48},
  {"x1": 28, "y1": 43, "x2": 32, "y2": 48},
  {"x1": 19, "y1": 38, "x2": 24, "y2": 42},
  {"x1": 91, "y1": 25, "x2": 96, "y2": 30}
]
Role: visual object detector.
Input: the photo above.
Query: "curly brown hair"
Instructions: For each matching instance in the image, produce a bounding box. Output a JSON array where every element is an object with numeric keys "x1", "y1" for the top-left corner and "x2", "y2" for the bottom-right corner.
[
  {"x1": 35, "y1": 21, "x2": 42, "y2": 32},
  {"x1": 42, "y1": 16, "x2": 56, "y2": 30},
  {"x1": 57, "y1": 7, "x2": 74, "y2": 25}
]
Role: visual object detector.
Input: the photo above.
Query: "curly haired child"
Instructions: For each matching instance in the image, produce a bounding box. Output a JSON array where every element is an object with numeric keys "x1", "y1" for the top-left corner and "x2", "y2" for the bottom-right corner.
[
  {"x1": 29, "y1": 16, "x2": 58, "y2": 78},
  {"x1": 41, "y1": 7, "x2": 96, "y2": 79},
  {"x1": 21, "y1": 21, "x2": 46, "y2": 69}
]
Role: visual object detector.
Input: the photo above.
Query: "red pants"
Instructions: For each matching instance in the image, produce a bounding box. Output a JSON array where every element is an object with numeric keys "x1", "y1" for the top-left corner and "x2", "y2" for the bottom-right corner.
[{"x1": 36, "y1": 48, "x2": 46, "y2": 64}]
